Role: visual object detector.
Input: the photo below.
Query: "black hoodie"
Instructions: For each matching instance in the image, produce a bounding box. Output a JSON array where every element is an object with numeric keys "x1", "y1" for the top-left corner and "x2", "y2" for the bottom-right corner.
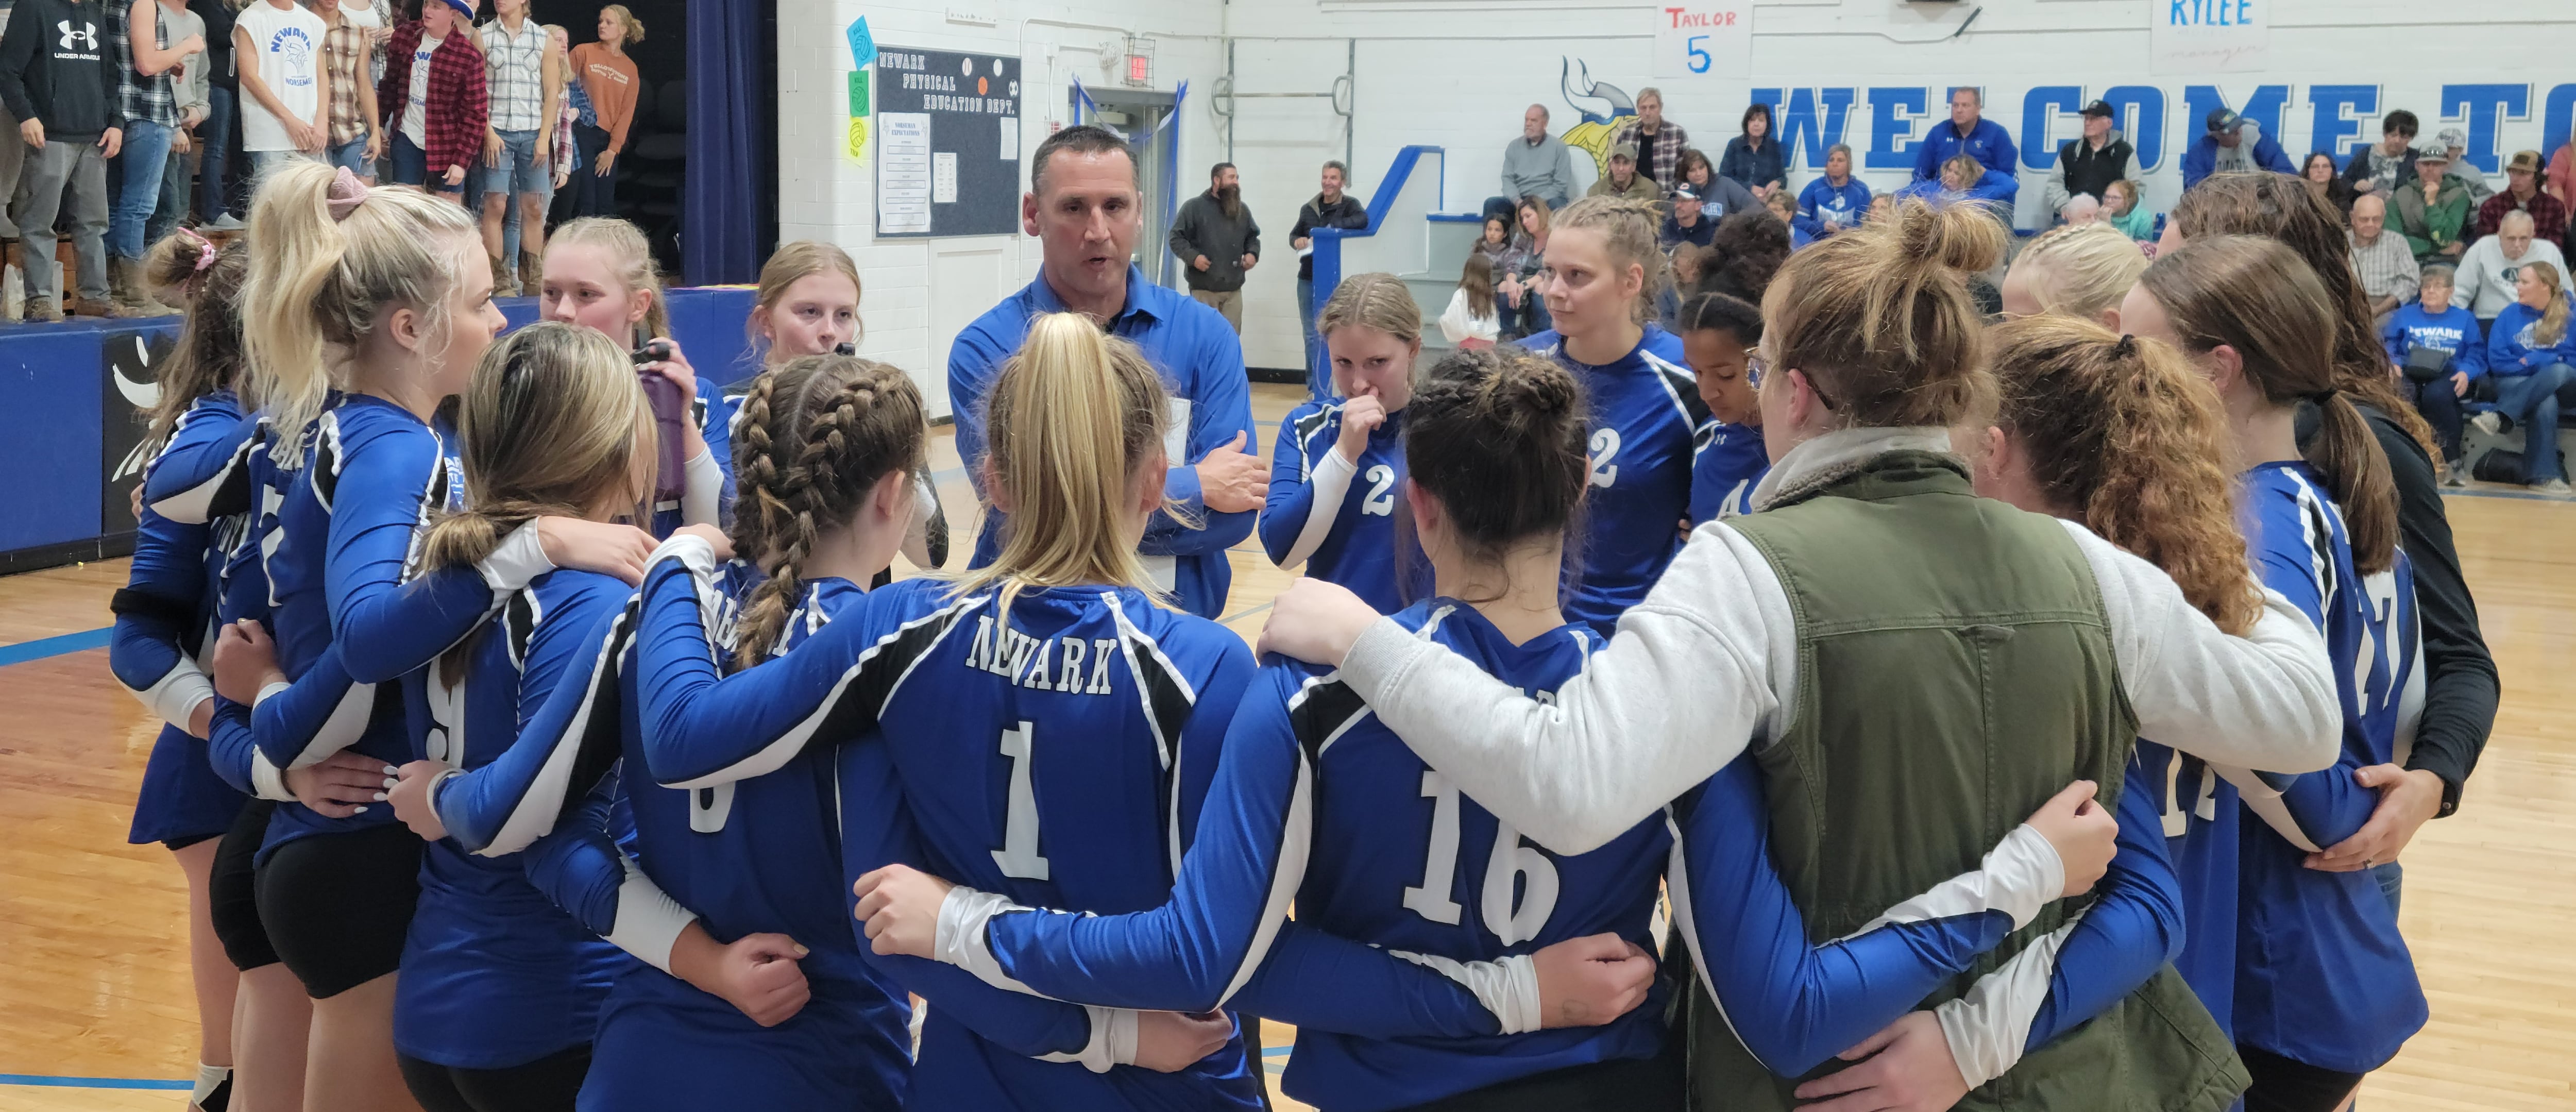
[{"x1": 0, "y1": 0, "x2": 125, "y2": 138}]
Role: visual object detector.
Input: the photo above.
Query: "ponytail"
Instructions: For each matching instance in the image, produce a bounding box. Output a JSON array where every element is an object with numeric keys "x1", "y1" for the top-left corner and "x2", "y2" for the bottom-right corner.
[
  {"x1": 953, "y1": 313, "x2": 1175, "y2": 612},
  {"x1": 1403, "y1": 347, "x2": 1591, "y2": 584},
  {"x1": 1765, "y1": 197, "x2": 2003, "y2": 429},
  {"x1": 726, "y1": 355, "x2": 928, "y2": 668},
  {"x1": 2141, "y1": 235, "x2": 2400, "y2": 573},
  {"x1": 2529, "y1": 261, "x2": 2569, "y2": 347},
  {"x1": 140, "y1": 232, "x2": 251, "y2": 449}
]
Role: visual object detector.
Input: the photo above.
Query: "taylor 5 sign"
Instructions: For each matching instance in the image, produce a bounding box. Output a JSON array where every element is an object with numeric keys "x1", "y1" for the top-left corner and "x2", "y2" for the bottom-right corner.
[{"x1": 1654, "y1": 4, "x2": 1752, "y2": 79}]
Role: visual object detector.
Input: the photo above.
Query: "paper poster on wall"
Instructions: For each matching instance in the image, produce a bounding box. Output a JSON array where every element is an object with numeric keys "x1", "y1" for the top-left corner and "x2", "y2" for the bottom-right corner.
[
  {"x1": 846, "y1": 117, "x2": 869, "y2": 163},
  {"x1": 1653, "y1": 3, "x2": 1751, "y2": 79},
  {"x1": 999, "y1": 116, "x2": 1018, "y2": 160},
  {"x1": 878, "y1": 113, "x2": 933, "y2": 233},
  {"x1": 933, "y1": 153, "x2": 958, "y2": 204},
  {"x1": 2151, "y1": 0, "x2": 2268, "y2": 75},
  {"x1": 845, "y1": 16, "x2": 876, "y2": 69}
]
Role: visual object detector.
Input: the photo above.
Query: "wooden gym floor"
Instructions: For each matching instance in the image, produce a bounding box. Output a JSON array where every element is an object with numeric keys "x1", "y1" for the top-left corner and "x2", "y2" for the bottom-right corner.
[{"x1": 2, "y1": 381, "x2": 2569, "y2": 1111}]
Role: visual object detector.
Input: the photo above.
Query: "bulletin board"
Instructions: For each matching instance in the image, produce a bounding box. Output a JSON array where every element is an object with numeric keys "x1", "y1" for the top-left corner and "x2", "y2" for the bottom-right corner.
[{"x1": 873, "y1": 47, "x2": 1023, "y2": 238}]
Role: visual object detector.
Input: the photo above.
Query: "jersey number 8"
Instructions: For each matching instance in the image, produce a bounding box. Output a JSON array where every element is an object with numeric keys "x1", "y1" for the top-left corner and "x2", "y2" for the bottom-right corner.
[{"x1": 1399, "y1": 771, "x2": 1561, "y2": 946}]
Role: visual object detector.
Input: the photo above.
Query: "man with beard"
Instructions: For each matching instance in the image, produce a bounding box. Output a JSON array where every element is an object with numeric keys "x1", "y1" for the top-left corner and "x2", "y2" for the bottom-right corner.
[{"x1": 1171, "y1": 160, "x2": 1261, "y2": 332}]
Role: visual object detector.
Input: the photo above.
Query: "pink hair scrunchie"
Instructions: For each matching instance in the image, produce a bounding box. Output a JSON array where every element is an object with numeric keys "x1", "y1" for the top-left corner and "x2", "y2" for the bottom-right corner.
[{"x1": 327, "y1": 165, "x2": 370, "y2": 222}]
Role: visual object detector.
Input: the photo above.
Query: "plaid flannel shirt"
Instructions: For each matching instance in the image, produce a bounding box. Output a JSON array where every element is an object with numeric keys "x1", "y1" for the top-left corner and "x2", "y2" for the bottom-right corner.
[
  {"x1": 1610, "y1": 118, "x2": 1691, "y2": 187},
  {"x1": 114, "y1": 2, "x2": 180, "y2": 128},
  {"x1": 378, "y1": 21, "x2": 486, "y2": 179},
  {"x1": 321, "y1": 19, "x2": 368, "y2": 145},
  {"x1": 2473, "y1": 189, "x2": 2568, "y2": 245},
  {"x1": 478, "y1": 18, "x2": 545, "y2": 132},
  {"x1": 2349, "y1": 229, "x2": 2421, "y2": 306}
]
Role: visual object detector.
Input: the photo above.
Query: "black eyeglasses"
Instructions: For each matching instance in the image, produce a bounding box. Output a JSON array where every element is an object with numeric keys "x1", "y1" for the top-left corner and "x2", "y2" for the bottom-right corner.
[{"x1": 1749, "y1": 353, "x2": 1837, "y2": 410}]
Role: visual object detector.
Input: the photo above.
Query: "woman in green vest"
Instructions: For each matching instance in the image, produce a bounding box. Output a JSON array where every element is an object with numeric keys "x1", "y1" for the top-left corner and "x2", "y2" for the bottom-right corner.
[{"x1": 1259, "y1": 198, "x2": 2349, "y2": 1111}]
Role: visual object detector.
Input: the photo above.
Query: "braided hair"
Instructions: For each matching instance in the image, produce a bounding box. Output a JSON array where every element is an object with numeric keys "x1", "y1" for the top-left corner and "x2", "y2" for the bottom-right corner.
[{"x1": 727, "y1": 355, "x2": 928, "y2": 668}]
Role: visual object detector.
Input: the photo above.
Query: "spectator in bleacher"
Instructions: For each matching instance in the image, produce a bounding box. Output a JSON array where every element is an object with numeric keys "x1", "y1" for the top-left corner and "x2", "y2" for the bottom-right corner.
[
  {"x1": 2550, "y1": 128, "x2": 2573, "y2": 206},
  {"x1": 1718, "y1": 102, "x2": 1784, "y2": 199},
  {"x1": 2452, "y1": 209, "x2": 2565, "y2": 328},
  {"x1": 2395, "y1": 144, "x2": 2473, "y2": 267},
  {"x1": 2474, "y1": 150, "x2": 2566, "y2": 245},
  {"x1": 1660, "y1": 181, "x2": 1717, "y2": 251},
  {"x1": 111, "y1": 0, "x2": 199, "y2": 316},
  {"x1": 2436, "y1": 128, "x2": 2494, "y2": 205},
  {"x1": 1910, "y1": 85, "x2": 2013, "y2": 185},
  {"x1": 2480, "y1": 259, "x2": 2576, "y2": 493},
  {"x1": 1795, "y1": 142, "x2": 1867, "y2": 240},
  {"x1": 2383, "y1": 264, "x2": 2481, "y2": 485},
  {"x1": 1169, "y1": 160, "x2": 1260, "y2": 333},
  {"x1": 1498, "y1": 103, "x2": 1573, "y2": 212},
  {"x1": 2348, "y1": 193, "x2": 2419, "y2": 326},
  {"x1": 2058, "y1": 194, "x2": 2102, "y2": 226},
  {"x1": 1438, "y1": 250, "x2": 1498, "y2": 351},
  {"x1": 1762, "y1": 190, "x2": 1809, "y2": 248},
  {"x1": 1291, "y1": 158, "x2": 1368, "y2": 399},
  {"x1": 2181, "y1": 108, "x2": 2292, "y2": 189},
  {"x1": 149, "y1": 0, "x2": 209, "y2": 250},
  {"x1": 185, "y1": 0, "x2": 240, "y2": 229},
  {"x1": 315, "y1": 0, "x2": 382, "y2": 183},
  {"x1": 1587, "y1": 141, "x2": 1659, "y2": 203},
  {"x1": 0, "y1": 0, "x2": 128, "y2": 321},
  {"x1": 2042, "y1": 99, "x2": 2132, "y2": 219},
  {"x1": 565, "y1": 5, "x2": 639, "y2": 217},
  {"x1": 1495, "y1": 196, "x2": 1548, "y2": 339},
  {"x1": 380, "y1": 0, "x2": 486, "y2": 200},
  {"x1": 1670, "y1": 146, "x2": 1755, "y2": 222},
  {"x1": 232, "y1": 0, "x2": 327, "y2": 178},
  {"x1": 1608, "y1": 86, "x2": 1687, "y2": 190},
  {"x1": 477, "y1": 0, "x2": 558, "y2": 297},
  {"x1": 2341, "y1": 109, "x2": 2419, "y2": 199},
  {"x1": 2302, "y1": 151, "x2": 2355, "y2": 219},
  {"x1": 2103, "y1": 178, "x2": 2153, "y2": 242},
  {"x1": 1896, "y1": 152, "x2": 2017, "y2": 211}
]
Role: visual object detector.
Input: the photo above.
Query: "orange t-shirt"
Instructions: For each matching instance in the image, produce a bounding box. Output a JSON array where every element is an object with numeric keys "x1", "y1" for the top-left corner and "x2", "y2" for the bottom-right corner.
[{"x1": 570, "y1": 42, "x2": 640, "y2": 153}]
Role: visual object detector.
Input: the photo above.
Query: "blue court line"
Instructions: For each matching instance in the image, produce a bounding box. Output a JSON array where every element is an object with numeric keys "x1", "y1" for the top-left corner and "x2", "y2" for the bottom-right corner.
[
  {"x1": 0, "y1": 1073, "x2": 191, "y2": 1090},
  {"x1": 0, "y1": 627, "x2": 111, "y2": 667}
]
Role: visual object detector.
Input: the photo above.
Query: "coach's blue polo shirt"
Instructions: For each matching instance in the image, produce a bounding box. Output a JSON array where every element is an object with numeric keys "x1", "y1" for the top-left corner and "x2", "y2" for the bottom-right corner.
[
  {"x1": 947, "y1": 265, "x2": 1258, "y2": 619},
  {"x1": 1910, "y1": 117, "x2": 2020, "y2": 183}
]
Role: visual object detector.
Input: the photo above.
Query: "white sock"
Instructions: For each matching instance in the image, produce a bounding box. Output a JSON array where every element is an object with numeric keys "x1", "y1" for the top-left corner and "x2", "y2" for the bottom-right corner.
[{"x1": 192, "y1": 1062, "x2": 231, "y2": 1112}]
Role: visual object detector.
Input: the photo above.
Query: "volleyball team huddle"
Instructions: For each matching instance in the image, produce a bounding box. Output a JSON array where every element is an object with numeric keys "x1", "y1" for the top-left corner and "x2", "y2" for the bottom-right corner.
[{"x1": 109, "y1": 133, "x2": 2451, "y2": 1112}]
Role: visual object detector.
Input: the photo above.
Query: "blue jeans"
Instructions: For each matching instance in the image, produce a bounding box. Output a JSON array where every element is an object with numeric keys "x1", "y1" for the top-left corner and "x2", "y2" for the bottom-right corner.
[
  {"x1": 111, "y1": 119, "x2": 174, "y2": 260},
  {"x1": 570, "y1": 123, "x2": 615, "y2": 216},
  {"x1": 1298, "y1": 276, "x2": 1329, "y2": 401},
  {"x1": 327, "y1": 135, "x2": 370, "y2": 175},
  {"x1": 388, "y1": 130, "x2": 430, "y2": 189},
  {"x1": 2402, "y1": 375, "x2": 2465, "y2": 463},
  {"x1": 148, "y1": 135, "x2": 191, "y2": 247},
  {"x1": 195, "y1": 86, "x2": 234, "y2": 223},
  {"x1": 1498, "y1": 289, "x2": 1549, "y2": 338},
  {"x1": 2494, "y1": 363, "x2": 2576, "y2": 481}
]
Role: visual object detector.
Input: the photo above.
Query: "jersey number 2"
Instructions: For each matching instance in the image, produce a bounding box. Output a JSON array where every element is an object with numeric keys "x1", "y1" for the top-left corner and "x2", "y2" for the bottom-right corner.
[
  {"x1": 1361, "y1": 465, "x2": 1397, "y2": 517},
  {"x1": 1588, "y1": 428, "x2": 1622, "y2": 489},
  {"x1": 1399, "y1": 771, "x2": 1560, "y2": 945},
  {"x1": 991, "y1": 721, "x2": 1052, "y2": 881}
]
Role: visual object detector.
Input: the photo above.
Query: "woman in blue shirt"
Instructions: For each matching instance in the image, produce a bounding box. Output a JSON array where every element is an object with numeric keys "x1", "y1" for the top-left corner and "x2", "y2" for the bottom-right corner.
[
  {"x1": 2482, "y1": 260, "x2": 2576, "y2": 492},
  {"x1": 1260, "y1": 273, "x2": 1429, "y2": 612},
  {"x1": 2380, "y1": 265, "x2": 2484, "y2": 484},
  {"x1": 1718, "y1": 103, "x2": 1786, "y2": 198},
  {"x1": 1794, "y1": 143, "x2": 1870, "y2": 241}
]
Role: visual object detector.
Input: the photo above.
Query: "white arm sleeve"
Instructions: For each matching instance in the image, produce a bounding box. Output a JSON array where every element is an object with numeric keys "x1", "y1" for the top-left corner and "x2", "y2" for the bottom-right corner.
[
  {"x1": 1336, "y1": 523, "x2": 1789, "y2": 855},
  {"x1": 678, "y1": 447, "x2": 724, "y2": 529},
  {"x1": 133, "y1": 659, "x2": 217, "y2": 734},
  {"x1": 1930, "y1": 915, "x2": 2081, "y2": 1088},
  {"x1": 602, "y1": 853, "x2": 701, "y2": 975},
  {"x1": 1035, "y1": 1006, "x2": 1138, "y2": 1073},
  {"x1": 2062, "y1": 521, "x2": 2342, "y2": 775},
  {"x1": 1280, "y1": 447, "x2": 1358, "y2": 569},
  {"x1": 476, "y1": 521, "x2": 557, "y2": 592}
]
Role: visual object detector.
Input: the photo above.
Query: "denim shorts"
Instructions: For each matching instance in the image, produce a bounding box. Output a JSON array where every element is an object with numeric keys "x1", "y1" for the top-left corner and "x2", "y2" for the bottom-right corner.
[
  {"x1": 483, "y1": 128, "x2": 553, "y2": 200},
  {"x1": 328, "y1": 134, "x2": 370, "y2": 175},
  {"x1": 389, "y1": 130, "x2": 431, "y2": 189}
]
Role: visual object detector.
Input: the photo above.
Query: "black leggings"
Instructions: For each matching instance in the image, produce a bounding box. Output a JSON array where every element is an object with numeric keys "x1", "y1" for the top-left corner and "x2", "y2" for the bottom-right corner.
[
  {"x1": 399, "y1": 1045, "x2": 592, "y2": 1112},
  {"x1": 2239, "y1": 1044, "x2": 2365, "y2": 1112},
  {"x1": 255, "y1": 821, "x2": 423, "y2": 999},
  {"x1": 1391, "y1": 1051, "x2": 1684, "y2": 1112},
  {"x1": 209, "y1": 798, "x2": 279, "y2": 972}
]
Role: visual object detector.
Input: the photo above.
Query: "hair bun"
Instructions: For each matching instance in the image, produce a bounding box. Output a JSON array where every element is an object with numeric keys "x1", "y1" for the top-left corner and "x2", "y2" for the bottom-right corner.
[
  {"x1": 1497, "y1": 350, "x2": 1580, "y2": 419},
  {"x1": 1891, "y1": 198, "x2": 2007, "y2": 275}
]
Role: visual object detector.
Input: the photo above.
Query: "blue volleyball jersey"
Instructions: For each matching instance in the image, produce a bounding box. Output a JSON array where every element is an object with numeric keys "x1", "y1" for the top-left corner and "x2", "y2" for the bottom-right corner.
[
  {"x1": 939, "y1": 601, "x2": 2092, "y2": 1110},
  {"x1": 1687, "y1": 422, "x2": 1767, "y2": 527},
  {"x1": 114, "y1": 391, "x2": 253, "y2": 846},
  {"x1": 394, "y1": 568, "x2": 635, "y2": 1070},
  {"x1": 1518, "y1": 327, "x2": 1711, "y2": 634},
  {"x1": 1258, "y1": 401, "x2": 1426, "y2": 614},
  {"x1": 2229, "y1": 462, "x2": 2427, "y2": 1073},
  {"x1": 631, "y1": 563, "x2": 1266, "y2": 1110},
  {"x1": 2128, "y1": 734, "x2": 2243, "y2": 1031},
  {"x1": 201, "y1": 417, "x2": 297, "y2": 801}
]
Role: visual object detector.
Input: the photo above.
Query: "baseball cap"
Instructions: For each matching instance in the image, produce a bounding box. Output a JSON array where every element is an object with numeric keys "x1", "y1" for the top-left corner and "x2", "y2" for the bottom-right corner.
[
  {"x1": 2507, "y1": 149, "x2": 2545, "y2": 175},
  {"x1": 2081, "y1": 100, "x2": 2116, "y2": 120},
  {"x1": 2436, "y1": 127, "x2": 2468, "y2": 150},
  {"x1": 2204, "y1": 109, "x2": 2240, "y2": 136},
  {"x1": 1610, "y1": 141, "x2": 1639, "y2": 161},
  {"x1": 1671, "y1": 182, "x2": 1702, "y2": 202},
  {"x1": 2414, "y1": 141, "x2": 2451, "y2": 164},
  {"x1": 437, "y1": 0, "x2": 474, "y2": 17}
]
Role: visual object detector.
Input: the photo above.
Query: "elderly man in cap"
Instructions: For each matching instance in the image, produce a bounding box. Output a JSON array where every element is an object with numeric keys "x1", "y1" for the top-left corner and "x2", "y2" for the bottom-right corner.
[
  {"x1": 2435, "y1": 127, "x2": 2496, "y2": 204},
  {"x1": 2394, "y1": 142, "x2": 2476, "y2": 266},
  {"x1": 2181, "y1": 107, "x2": 2292, "y2": 189},
  {"x1": 2475, "y1": 149, "x2": 2567, "y2": 245},
  {"x1": 2043, "y1": 99, "x2": 2136, "y2": 219},
  {"x1": 1587, "y1": 141, "x2": 1663, "y2": 201}
]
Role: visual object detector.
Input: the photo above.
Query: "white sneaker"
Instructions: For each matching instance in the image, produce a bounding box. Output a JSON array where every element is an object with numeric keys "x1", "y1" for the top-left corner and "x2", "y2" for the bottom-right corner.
[
  {"x1": 2469, "y1": 411, "x2": 2503, "y2": 436},
  {"x1": 2533, "y1": 478, "x2": 2571, "y2": 495},
  {"x1": 205, "y1": 213, "x2": 246, "y2": 232}
]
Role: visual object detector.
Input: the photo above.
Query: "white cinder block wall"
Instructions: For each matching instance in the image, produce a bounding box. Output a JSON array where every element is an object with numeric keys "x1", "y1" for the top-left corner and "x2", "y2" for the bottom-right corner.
[{"x1": 779, "y1": 0, "x2": 2576, "y2": 385}]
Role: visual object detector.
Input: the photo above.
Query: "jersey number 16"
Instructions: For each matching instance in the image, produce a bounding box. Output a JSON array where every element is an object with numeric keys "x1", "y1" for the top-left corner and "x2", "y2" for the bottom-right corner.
[{"x1": 1400, "y1": 771, "x2": 1560, "y2": 946}]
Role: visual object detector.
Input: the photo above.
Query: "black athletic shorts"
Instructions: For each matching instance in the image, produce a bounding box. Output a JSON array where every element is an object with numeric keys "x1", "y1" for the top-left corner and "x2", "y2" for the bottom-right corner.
[
  {"x1": 209, "y1": 799, "x2": 279, "y2": 972},
  {"x1": 399, "y1": 1044, "x2": 592, "y2": 1112},
  {"x1": 1391, "y1": 1050, "x2": 1685, "y2": 1112},
  {"x1": 254, "y1": 821, "x2": 423, "y2": 999},
  {"x1": 2239, "y1": 1044, "x2": 2366, "y2": 1112},
  {"x1": 163, "y1": 831, "x2": 222, "y2": 851}
]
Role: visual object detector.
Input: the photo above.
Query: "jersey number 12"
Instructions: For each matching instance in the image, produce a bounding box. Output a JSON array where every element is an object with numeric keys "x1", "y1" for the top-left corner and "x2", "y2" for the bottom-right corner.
[{"x1": 1399, "y1": 770, "x2": 1560, "y2": 945}]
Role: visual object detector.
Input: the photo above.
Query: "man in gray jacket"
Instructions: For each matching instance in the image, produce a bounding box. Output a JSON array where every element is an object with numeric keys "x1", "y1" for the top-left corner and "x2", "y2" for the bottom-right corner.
[
  {"x1": 1169, "y1": 160, "x2": 1260, "y2": 332},
  {"x1": 1498, "y1": 103, "x2": 1573, "y2": 213}
]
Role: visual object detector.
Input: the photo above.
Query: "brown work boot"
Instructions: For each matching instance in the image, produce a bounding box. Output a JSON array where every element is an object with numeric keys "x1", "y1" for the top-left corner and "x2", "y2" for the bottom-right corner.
[
  {"x1": 112, "y1": 257, "x2": 178, "y2": 317},
  {"x1": 68, "y1": 292, "x2": 132, "y2": 318},
  {"x1": 24, "y1": 294, "x2": 62, "y2": 322},
  {"x1": 520, "y1": 251, "x2": 542, "y2": 298},
  {"x1": 490, "y1": 254, "x2": 518, "y2": 297}
]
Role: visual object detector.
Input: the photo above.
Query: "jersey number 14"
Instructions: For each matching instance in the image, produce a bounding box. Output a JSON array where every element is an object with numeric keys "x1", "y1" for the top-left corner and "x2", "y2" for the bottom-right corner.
[{"x1": 1400, "y1": 770, "x2": 1560, "y2": 945}]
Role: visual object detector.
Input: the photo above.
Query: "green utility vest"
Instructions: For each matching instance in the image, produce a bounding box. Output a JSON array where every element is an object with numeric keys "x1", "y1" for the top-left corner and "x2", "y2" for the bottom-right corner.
[{"x1": 1684, "y1": 451, "x2": 2247, "y2": 1111}]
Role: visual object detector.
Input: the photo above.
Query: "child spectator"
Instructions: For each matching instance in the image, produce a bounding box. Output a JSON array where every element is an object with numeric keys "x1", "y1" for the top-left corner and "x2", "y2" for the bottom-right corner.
[
  {"x1": 377, "y1": 0, "x2": 484, "y2": 199},
  {"x1": 2104, "y1": 179, "x2": 2153, "y2": 241},
  {"x1": 232, "y1": 0, "x2": 327, "y2": 178},
  {"x1": 1437, "y1": 251, "x2": 1498, "y2": 350},
  {"x1": 564, "y1": 4, "x2": 637, "y2": 216},
  {"x1": 0, "y1": 0, "x2": 128, "y2": 319}
]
